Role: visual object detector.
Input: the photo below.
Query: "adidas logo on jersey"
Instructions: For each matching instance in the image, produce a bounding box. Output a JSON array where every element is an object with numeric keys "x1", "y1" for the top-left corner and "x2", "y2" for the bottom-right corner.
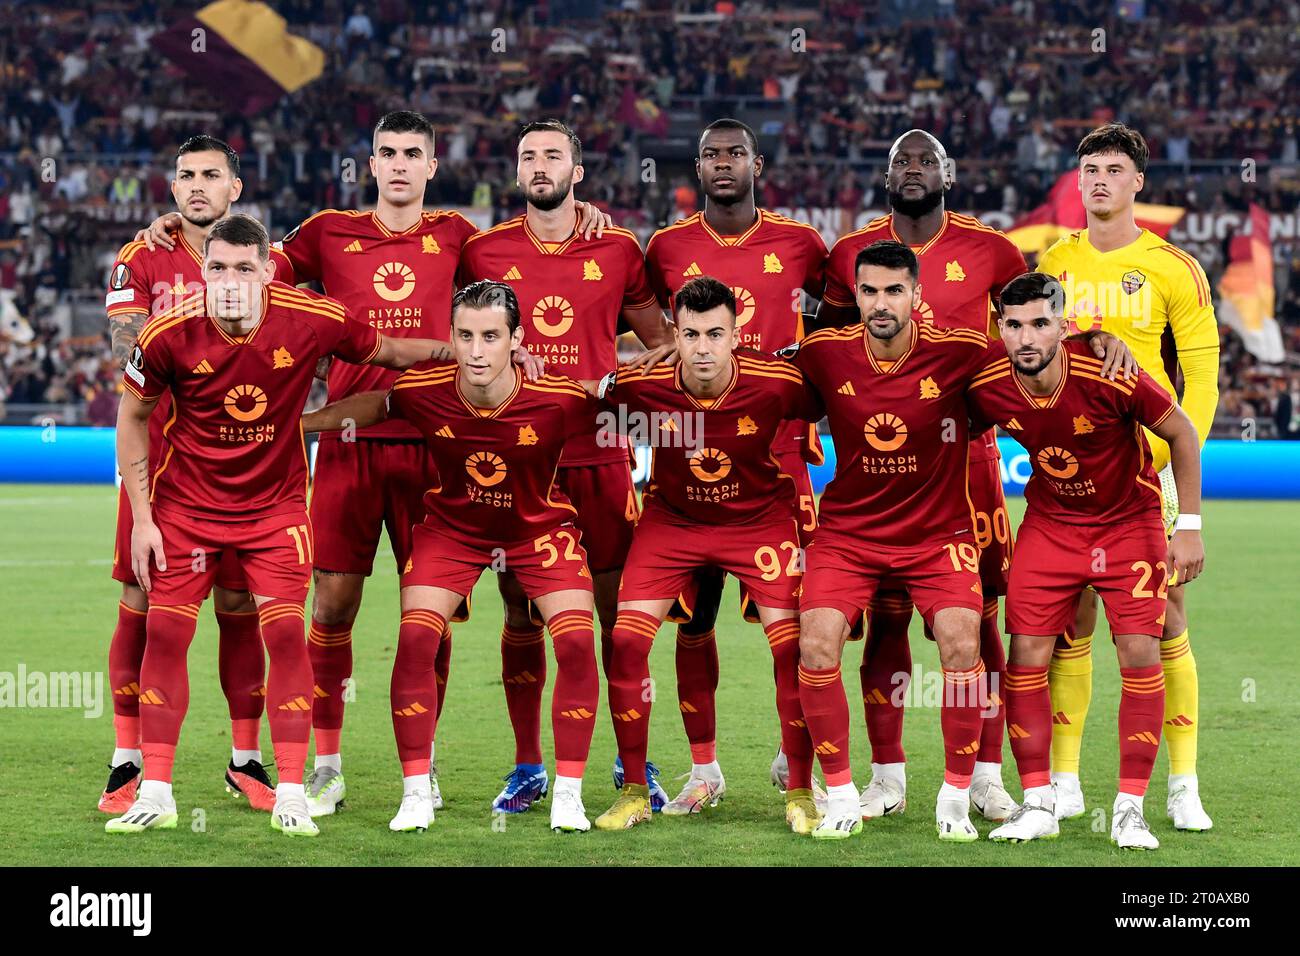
[
  {"x1": 191, "y1": 359, "x2": 214, "y2": 374},
  {"x1": 682, "y1": 261, "x2": 702, "y2": 277},
  {"x1": 1004, "y1": 418, "x2": 1022, "y2": 430},
  {"x1": 435, "y1": 425, "x2": 455, "y2": 438},
  {"x1": 343, "y1": 240, "x2": 363, "y2": 253},
  {"x1": 503, "y1": 266, "x2": 522, "y2": 281},
  {"x1": 837, "y1": 381, "x2": 856, "y2": 396}
]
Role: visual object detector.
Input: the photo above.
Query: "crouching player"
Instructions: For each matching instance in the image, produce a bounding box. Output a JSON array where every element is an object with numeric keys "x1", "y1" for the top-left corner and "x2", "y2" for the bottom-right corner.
[
  {"x1": 108, "y1": 214, "x2": 449, "y2": 837},
  {"x1": 967, "y1": 273, "x2": 1205, "y2": 850},
  {"x1": 302, "y1": 280, "x2": 602, "y2": 834},
  {"x1": 593, "y1": 276, "x2": 822, "y2": 833}
]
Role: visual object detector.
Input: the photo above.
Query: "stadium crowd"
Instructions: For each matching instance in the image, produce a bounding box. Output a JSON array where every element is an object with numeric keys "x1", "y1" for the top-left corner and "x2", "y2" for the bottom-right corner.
[{"x1": 1, "y1": 0, "x2": 1297, "y2": 433}]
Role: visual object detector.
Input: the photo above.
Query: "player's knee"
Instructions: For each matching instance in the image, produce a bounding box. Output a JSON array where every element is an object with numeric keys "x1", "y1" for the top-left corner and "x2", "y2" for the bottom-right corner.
[
  {"x1": 311, "y1": 573, "x2": 362, "y2": 626},
  {"x1": 212, "y1": 587, "x2": 255, "y2": 614},
  {"x1": 121, "y1": 583, "x2": 149, "y2": 612},
  {"x1": 1162, "y1": 595, "x2": 1187, "y2": 638}
]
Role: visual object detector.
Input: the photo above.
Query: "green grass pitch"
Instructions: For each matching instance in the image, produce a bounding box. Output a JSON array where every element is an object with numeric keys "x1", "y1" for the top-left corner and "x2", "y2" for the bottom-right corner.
[{"x1": 0, "y1": 483, "x2": 1294, "y2": 866}]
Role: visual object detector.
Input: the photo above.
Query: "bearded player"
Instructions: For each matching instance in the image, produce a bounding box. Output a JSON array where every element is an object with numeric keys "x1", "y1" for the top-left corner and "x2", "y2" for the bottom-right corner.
[
  {"x1": 100, "y1": 135, "x2": 295, "y2": 816},
  {"x1": 966, "y1": 272, "x2": 1205, "y2": 850},
  {"x1": 1038, "y1": 124, "x2": 1218, "y2": 831},
  {"x1": 107, "y1": 214, "x2": 450, "y2": 836},
  {"x1": 457, "y1": 120, "x2": 675, "y2": 815},
  {"x1": 302, "y1": 281, "x2": 604, "y2": 833},
  {"x1": 136, "y1": 111, "x2": 612, "y2": 817},
  {"x1": 816, "y1": 130, "x2": 1027, "y2": 823},
  {"x1": 643, "y1": 119, "x2": 827, "y2": 808},
  {"x1": 790, "y1": 240, "x2": 1132, "y2": 841},
  {"x1": 591, "y1": 277, "x2": 822, "y2": 832}
]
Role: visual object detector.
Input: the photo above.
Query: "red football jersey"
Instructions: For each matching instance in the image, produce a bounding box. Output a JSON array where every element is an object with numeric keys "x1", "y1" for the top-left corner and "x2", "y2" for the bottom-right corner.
[
  {"x1": 645, "y1": 209, "x2": 827, "y2": 353},
  {"x1": 122, "y1": 281, "x2": 382, "y2": 521},
  {"x1": 387, "y1": 363, "x2": 602, "y2": 545},
  {"x1": 108, "y1": 233, "x2": 293, "y2": 467},
  {"x1": 456, "y1": 216, "x2": 658, "y2": 466},
  {"x1": 645, "y1": 208, "x2": 827, "y2": 465},
  {"x1": 790, "y1": 321, "x2": 991, "y2": 544},
  {"x1": 277, "y1": 208, "x2": 478, "y2": 441},
  {"x1": 823, "y1": 211, "x2": 1027, "y2": 461},
  {"x1": 600, "y1": 351, "x2": 819, "y2": 526},
  {"x1": 966, "y1": 339, "x2": 1175, "y2": 526}
]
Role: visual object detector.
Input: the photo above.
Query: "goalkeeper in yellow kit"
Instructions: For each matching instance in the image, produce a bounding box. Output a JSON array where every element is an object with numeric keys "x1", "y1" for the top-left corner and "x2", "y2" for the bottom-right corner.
[{"x1": 1037, "y1": 123, "x2": 1218, "y2": 832}]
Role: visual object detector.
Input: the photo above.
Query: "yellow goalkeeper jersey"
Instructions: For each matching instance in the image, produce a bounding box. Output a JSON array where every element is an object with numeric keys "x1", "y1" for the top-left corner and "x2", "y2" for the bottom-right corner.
[{"x1": 1038, "y1": 228, "x2": 1220, "y2": 466}]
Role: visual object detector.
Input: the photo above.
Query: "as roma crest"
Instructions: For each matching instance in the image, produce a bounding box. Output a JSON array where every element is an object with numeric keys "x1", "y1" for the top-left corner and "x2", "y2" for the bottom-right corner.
[{"x1": 1121, "y1": 269, "x2": 1146, "y2": 295}]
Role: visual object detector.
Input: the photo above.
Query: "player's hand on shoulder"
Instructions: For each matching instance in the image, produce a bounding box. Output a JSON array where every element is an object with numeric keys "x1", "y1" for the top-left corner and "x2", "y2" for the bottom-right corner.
[
  {"x1": 575, "y1": 200, "x2": 612, "y2": 240},
  {"x1": 130, "y1": 518, "x2": 166, "y2": 592},
  {"x1": 620, "y1": 343, "x2": 677, "y2": 374},
  {"x1": 136, "y1": 212, "x2": 182, "y2": 252},
  {"x1": 1168, "y1": 529, "x2": 1205, "y2": 586},
  {"x1": 1088, "y1": 331, "x2": 1138, "y2": 381},
  {"x1": 512, "y1": 345, "x2": 545, "y2": 381}
]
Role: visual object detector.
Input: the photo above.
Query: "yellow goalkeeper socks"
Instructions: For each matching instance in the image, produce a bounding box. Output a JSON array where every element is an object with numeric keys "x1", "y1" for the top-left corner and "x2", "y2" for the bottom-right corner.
[
  {"x1": 1160, "y1": 629, "x2": 1199, "y2": 776},
  {"x1": 1049, "y1": 633, "x2": 1093, "y2": 774}
]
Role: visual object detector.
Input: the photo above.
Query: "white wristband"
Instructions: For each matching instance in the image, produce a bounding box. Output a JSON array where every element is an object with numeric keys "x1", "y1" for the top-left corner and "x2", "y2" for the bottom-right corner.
[{"x1": 1175, "y1": 514, "x2": 1202, "y2": 531}]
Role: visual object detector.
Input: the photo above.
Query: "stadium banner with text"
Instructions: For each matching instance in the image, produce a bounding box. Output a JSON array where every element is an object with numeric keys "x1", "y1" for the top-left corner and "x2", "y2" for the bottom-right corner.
[{"x1": 2, "y1": 428, "x2": 1299, "y2": 500}]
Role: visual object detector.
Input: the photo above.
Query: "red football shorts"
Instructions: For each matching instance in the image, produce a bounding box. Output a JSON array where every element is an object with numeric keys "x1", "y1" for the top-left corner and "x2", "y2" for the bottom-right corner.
[
  {"x1": 402, "y1": 522, "x2": 594, "y2": 601},
  {"x1": 1006, "y1": 514, "x2": 1168, "y2": 638},
  {"x1": 968, "y1": 455, "x2": 1013, "y2": 597},
  {"x1": 310, "y1": 438, "x2": 436, "y2": 576},
  {"x1": 555, "y1": 458, "x2": 637, "y2": 573},
  {"x1": 143, "y1": 506, "x2": 314, "y2": 605},
  {"x1": 620, "y1": 513, "x2": 802, "y2": 611},
  {"x1": 114, "y1": 485, "x2": 246, "y2": 591},
  {"x1": 800, "y1": 526, "x2": 985, "y2": 627}
]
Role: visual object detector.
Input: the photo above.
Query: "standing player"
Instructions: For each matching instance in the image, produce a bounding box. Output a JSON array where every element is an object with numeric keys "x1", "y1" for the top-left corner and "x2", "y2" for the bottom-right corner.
[
  {"x1": 592, "y1": 277, "x2": 821, "y2": 832},
  {"x1": 816, "y1": 130, "x2": 1027, "y2": 823},
  {"x1": 456, "y1": 120, "x2": 674, "y2": 814},
  {"x1": 137, "y1": 111, "x2": 614, "y2": 817},
  {"x1": 101, "y1": 135, "x2": 294, "y2": 815},
  {"x1": 1037, "y1": 124, "x2": 1218, "y2": 830},
  {"x1": 643, "y1": 119, "x2": 827, "y2": 808},
  {"x1": 302, "y1": 281, "x2": 604, "y2": 833},
  {"x1": 966, "y1": 273, "x2": 1205, "y2": 849},
  {"x1": 106, "y1": 215, "x2": 449, "y2": 836},
  {"x1": 788, "y1": 241, "x2": 1131, "y2": 841}
]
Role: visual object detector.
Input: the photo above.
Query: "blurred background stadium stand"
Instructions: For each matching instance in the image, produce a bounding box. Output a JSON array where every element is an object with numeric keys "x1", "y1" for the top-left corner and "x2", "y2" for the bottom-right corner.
[{"x1": 2, "y1": 0, "x2": 1298, "y2": 438}]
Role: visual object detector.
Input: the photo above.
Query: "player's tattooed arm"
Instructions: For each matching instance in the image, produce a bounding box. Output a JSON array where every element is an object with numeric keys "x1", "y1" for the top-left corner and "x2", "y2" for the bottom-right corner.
[
  {"x1": 302, "y1": 390, "x2": 389, "y2": 433},
  {"x1": 109, "y1": 311, "x2": 148, "y2": 369},
  {"x1": 369, "y1": 337, "x2": 453, "y2": 369},
  {"x1": 116, "y1": 389, "x2": 166, "y2": 591}
]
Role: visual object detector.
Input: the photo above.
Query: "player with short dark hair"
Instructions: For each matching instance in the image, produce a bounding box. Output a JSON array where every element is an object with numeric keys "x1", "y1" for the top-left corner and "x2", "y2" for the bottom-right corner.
[
  {"x1": 302, "y1": 280, "x2": 605, "y2": 833},
  {"x1": 135, "y1": 110, "x2": 614, "y2": 818},
  {"x1": 643, "y1": 118, "x2": 829, "y2": 810},
  {"x1": 100, "y1": 136, "x2": 294, "y2": 817},
  {"x1": 106, "y1": 214, "x2": 450, "y2": 836},
  {"x1": 592, "y1": 275, "x2": 823, "y2": 833},
  {"x1": 1037, "y1": 122, "x2": 1218, "y2": 831},
  {"x1": 457, "y1": 118, "x2": 675, "y2": 816},
  {"x1": 967, "y1": 272, "x2": 1205, "y2": 849},
  {"x1": 789, "y1": 241, "x2": 1134, "y2": 841},
  {"x1": 817, "y1": 129, "x2": 1028, "y2": 824}
]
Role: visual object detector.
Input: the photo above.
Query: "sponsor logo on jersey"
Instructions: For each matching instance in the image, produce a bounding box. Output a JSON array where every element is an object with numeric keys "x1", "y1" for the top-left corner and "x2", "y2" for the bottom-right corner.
[
  {"x1": 373, "y1": 261, "x2": 416, "y2": 302},
  {"x1": 224, "y1": 384, "x2": 268, "y2": 423}
]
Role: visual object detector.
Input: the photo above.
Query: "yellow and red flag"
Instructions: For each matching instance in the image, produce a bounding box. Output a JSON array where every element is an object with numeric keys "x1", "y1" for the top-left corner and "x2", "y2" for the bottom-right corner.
[
  {"x1": 1009, "y1": 170, "x2": 1185, "y2": 258},
  {"x1": 155, "y1": 0, "x2": 325, "y2": 114},
  {"x1": 1218, "y1": 202, "x2": 1283, "y2": 362}
]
